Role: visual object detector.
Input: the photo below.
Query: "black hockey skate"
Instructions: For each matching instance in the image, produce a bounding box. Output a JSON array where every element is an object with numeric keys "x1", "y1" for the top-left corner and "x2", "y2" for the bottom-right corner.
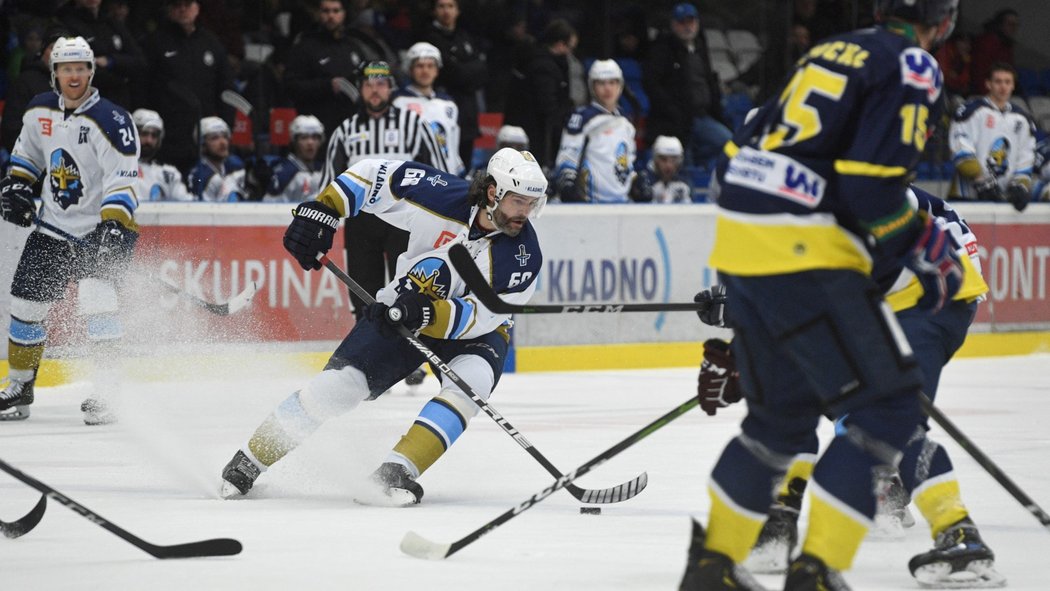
[
  {"x1": 746, "y1": 504, "x2": 800, "y2": 573},
  {"x1": 220, "y1": 450, "x2": 262, "y2": 498},
  {"x1": 357, "y1": 462, "x2": 424, "y2": 507},
  {"x1": 908, "y1": 517, "x2": 1005, "y2": 588},
  {"x1": 81, "y1": 398, "x2": 117, "y2": 426},
  {"x1": 679, "y1": 518, "x2": 769, "y2": 591},
  {"x1": 0, "y1": 376, "x2": 35, "y2": 421},
  {"x1": 785, "y1": 553, "x2": 852, "y2": 591}
]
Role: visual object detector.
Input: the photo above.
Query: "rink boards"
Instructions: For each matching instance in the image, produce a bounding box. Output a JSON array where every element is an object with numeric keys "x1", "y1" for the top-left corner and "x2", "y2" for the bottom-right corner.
[{"x1": 2, "y1": 201, "x2": 1049, "y2": 384}]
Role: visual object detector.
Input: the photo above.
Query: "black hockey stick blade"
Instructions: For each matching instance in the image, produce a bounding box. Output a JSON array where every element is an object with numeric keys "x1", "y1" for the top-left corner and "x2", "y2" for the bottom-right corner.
[
  {"x1": 1, "y1": 494, "x2": 47, "y2": 539},
  {"x1": 919, "y1": 393, "x2": 1050, "y2": 531},
  {"x1": 0, "y1": 458, "x2": 242, "y2": 558},
  {"x1": 448, "y1": 243, "x2": 709, "y2": 314},
  {"x1": 400, "y1": 397, "x2": 699, "y2": 560},
  {"x1": 318, "y1": 255, "x2": 647, "y2": 504}
]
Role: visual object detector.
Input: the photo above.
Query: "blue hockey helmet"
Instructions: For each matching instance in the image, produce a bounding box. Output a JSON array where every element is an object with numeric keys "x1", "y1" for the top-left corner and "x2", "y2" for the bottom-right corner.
[{"x1": 875, "y1": 0, "x2": 958, "y2": 44}]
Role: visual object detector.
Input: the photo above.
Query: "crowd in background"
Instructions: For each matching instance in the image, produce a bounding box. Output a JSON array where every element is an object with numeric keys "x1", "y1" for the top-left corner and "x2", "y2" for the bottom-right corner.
[{"x1": 0, "y1": 0, "x2": 1045, "y2": 206}]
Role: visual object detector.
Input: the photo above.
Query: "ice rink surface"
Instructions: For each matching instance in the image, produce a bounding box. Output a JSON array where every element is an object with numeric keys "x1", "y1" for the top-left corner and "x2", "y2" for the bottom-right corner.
[{"x1": 1, "y1": 353, "x2": 1048, "y2": 590}]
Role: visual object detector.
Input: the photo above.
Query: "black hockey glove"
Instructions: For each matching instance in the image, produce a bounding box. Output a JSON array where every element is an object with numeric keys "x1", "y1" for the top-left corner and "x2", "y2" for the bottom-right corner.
[
  {"x1": 904, "y1": 212, "x2": 963, "y2": 313},
  {"x1": 698, "y1": 338, "x2": 741, "y2": 416},
  {"x1": 366, "y1": 290, "x2": 435, "y2": 338},
  {"x1": 694, "y1": 284, "x2": 727, "y2": 327},
  {"x1": 973, "y1": 176, "x2": 1004, "y2": 201},
  {"x1": 0, "y1": 176, "x2": 37, "y2": 227},
  {"x1": 557, "y1": 171, "x2": 582, "y2": 203},
  {"x1": 284, "y1": 201, "x2": 340, "y2": 270},
  {"x1": 90, "y1": 219, "x2": 139, "y2": 275},
  {"x1": 628, "y1": 173, "x2": 653, "y2": 203},
  {"x1": 1006, "y1": 182, "x2": 1030, "y2": 212}
]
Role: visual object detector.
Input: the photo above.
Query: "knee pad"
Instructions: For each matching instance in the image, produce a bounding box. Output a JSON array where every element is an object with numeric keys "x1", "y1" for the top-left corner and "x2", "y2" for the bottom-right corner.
[
  {"x1": 297, "y1": 365, "x2": 371, "y2": 422},
  {"x1": 435, "y1": 354, "x2": 496, "y2": 418},
  {"x1": 10, "y1": 296, "x2": 51, "y2": 324},
  {"x1": 78, "y1": 278, "x2": 119, "y2": 316}
]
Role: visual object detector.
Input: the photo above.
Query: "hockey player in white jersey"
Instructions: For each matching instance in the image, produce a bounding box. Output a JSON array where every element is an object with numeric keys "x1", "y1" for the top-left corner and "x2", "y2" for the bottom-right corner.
[
  {"x1": 0, "y1": 36, "x2": 140, "y2": 423},
  {"x1": 392, "y1": 42, "x2": 465, "y2": 176},
  {"x1": 262, "y1": 114, "x2": 325, "y2": 203},
  {"x1": 133, "y1": 108, "x2": 192, "y2": 202},
  {"x1": 642, "y1": 135, "x2": 694, "y2": 204},
  {"x1": 554, "y1": 59, "x2": 649, "y2": 203},
  {"x1": 219, "y1": 148, "x2": 547, "y2": 505},
  {"x1": 187, "y1": 116, "x2": 246, "y2": 202},
  {"x1": 949, "y1": 62, "x2": 1035, "y2": 211}
]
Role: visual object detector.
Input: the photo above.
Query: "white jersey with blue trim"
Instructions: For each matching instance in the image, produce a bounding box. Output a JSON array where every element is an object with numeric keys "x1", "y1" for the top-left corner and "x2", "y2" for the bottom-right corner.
[
  {"x1": 263, "y1": 154, "x2": 323, "y2": 203},
  {"x1": 393, "y1": 87, "x2": 465, "y2": 176},
  {"x1": 9, "y1": 88, "x2": 140, "y2": 238},
  {"x1": 949, "y1": 97, "x2": 1036, "y2": 196},
  {"x1": 554, "y1": 103, "x2": 637, "y2": 203},
  {"x1": 319, "y1": 158, "x2": 543, "y2": 340},
  {"x1": 139, "y1": 160, "x2": 193, "y2": 201}
]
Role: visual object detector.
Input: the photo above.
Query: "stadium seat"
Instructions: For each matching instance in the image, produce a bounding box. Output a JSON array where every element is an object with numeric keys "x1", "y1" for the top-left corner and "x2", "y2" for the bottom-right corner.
[
  {"x1": 710, "y1": 52, "x2": 739, "y2": 84},
  {"x1": 704, "y1": 29, "x2": 730, "y2": 52},
  {"x1": 727, "y1": 30, "x2": 761, "y2": 53},
  {"x1": 1028, "y1": 96, "x2": 1050, "y2": 130},
  {"x1": 1010, "y1": 96, "x2": 1030, "y2": 114}
]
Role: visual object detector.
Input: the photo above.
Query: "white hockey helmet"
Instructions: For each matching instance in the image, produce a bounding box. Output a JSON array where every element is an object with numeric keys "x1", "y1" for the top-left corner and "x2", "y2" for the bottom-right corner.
[
  {"x1": 290, "y1": 114, "x2": 324, "y2": 139},
  {"x1": 652, "y1": 135, "x2": 684, "y2": 159},
  {"x1": 133, "y1": 108, "x2": 165, "y2": 138},
  {"x1": 50, "y1": 36, "x2": 95, "y2": 90},
  {"x1": 487, "y1": 147, "x2": 548, "y2": 218},
  {"x1": 404, "y1": 41, "x2": 442, "y2": 71},
  {"x1": 199, "y1": 116, "x2": 230, "y2": 138},
  {"x1": 588, "y1": 59, "x2": 623, "y2": 86},
  {"x1": 496, "y1": 125, "x2": 529, "y2": 149}
]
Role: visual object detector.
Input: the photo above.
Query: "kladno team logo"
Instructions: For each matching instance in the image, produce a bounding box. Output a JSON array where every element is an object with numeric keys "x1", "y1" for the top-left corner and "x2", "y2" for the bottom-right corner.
[
  {"x1": 399, "y1": 257, "x2": 451, "y2": 300},
  {"x1": 49, "y1": 148, "x2": 84, "y2": 210},
  {"x1": 986, "y1": 137, "x2": 1011, "y2": 177},
  {"x1": 615, "y1": 141, "x2": 630, "y2": 184}
]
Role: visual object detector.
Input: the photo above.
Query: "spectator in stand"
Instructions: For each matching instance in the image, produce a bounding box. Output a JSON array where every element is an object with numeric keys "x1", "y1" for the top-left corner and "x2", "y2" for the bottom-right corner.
[
  {"x1": 949, "y1": 63, "x2": 1035, "y2": 212},
  {"x1": 262, "y1": 114, "x2": 325, "y2": 203},
  {"x1": 643, "y1": 136, "x2": 694, "y2": 204},
  {"x1": 140, "y1": 0, "x2": 236, "y2": 176},
  {"x1": 421, "y1": 0, "x2": 487, "y2": 171},
  {"x1": 392, "y1": 42, "x2": 465, "y2": 176},
  {"x1": 284, "y1": 0, "x2": 371, "y2": 142},
  {"x1": 59, "y1": 0, "x2": 146, "y2": 110},
  {"x1": 792, "y1": 0, "x2": 838, "y2": 44},
  {"x1": 643, "y1": 2, "x2": 731, "y2": 169},
  {"x1": 936, "y1": 32, "x2": 972, "y2": 99},
  {"x1": 504, "y1": 19, "x2": 577, "y2": 170},
  {"x1": 133, "y1": 108, "x2": 193, "y2": 201},
  {"x1": 188, "y1": 117, "x2": 246, "y2": 202},
  {"x1": 3, "y1": 27, "x2": 66, "y2": 154},
  {"x1": 970, "y1": 9, "x2": 1018, "y2": 95},
  {"x1": 554, "y1": 60, "x2": 649, "y2": 204}
]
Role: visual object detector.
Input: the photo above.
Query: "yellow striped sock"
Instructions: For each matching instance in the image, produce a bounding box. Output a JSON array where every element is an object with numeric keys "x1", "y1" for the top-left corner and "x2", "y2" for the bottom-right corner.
[{"x1": 802, "y1": 483, "x2": 870, "y2": 571}]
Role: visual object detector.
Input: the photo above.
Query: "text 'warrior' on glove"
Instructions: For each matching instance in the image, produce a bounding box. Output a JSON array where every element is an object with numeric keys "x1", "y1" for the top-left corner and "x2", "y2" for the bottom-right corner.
[
  {"x1": 0, "y1": 176, "x2": 36, "y2": 227},
  {"x1": 904, "y1": 212, "x2": 963, "y2": 313},
  {"x1": 697, "y1": 338, "x2": 741, "y2": 416},
  {"x1": 284, "y1": 201, "x2": 340, "y2": 270}
]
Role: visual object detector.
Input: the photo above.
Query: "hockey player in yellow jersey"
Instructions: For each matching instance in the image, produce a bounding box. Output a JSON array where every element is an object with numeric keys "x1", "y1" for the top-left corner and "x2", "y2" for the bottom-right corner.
[{"x1": 678, "y1": 1, "x2": 962, "y2": 590}]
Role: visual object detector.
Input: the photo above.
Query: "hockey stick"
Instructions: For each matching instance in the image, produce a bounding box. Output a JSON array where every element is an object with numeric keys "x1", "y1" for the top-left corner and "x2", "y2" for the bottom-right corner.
[
  {"x1": 919, "y1": 393, "x2": 1050, "y2": 531},
  {"x1": 318, "y1": 254, "x2": 648, "y2": 504},
  {"x1": 333, "y1": 77, "x2": 360, "y2": 103},
  {"x1": 220, "y1": 89, "x2": 253, "y2": 116},
  {"x1": 0, "y1": 458, "x2": 242, "y2": 558},
  {"x1": 35, "y1": 218, "x2": 258, "y2": 317},
  {"x1": 449, "y1": 243, "x2": 716, "y2": 314},
  {"x1": 0, "y1": 494, "x2": 46, "y2": 539},
  {"x1": 401, "y1": 396, "x2": 699, "y2": 559}
]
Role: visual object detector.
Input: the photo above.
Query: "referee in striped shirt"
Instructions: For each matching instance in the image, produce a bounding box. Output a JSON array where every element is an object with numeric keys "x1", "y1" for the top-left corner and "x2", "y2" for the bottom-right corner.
[{"x1": 321, "y1": 61, "x2": 450, "y2": 321}]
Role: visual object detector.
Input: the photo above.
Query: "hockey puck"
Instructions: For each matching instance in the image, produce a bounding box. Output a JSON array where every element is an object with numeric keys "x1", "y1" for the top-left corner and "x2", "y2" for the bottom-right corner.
[{"x1": 579, "y1": 506, "x2": 601, "y2": 515}]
